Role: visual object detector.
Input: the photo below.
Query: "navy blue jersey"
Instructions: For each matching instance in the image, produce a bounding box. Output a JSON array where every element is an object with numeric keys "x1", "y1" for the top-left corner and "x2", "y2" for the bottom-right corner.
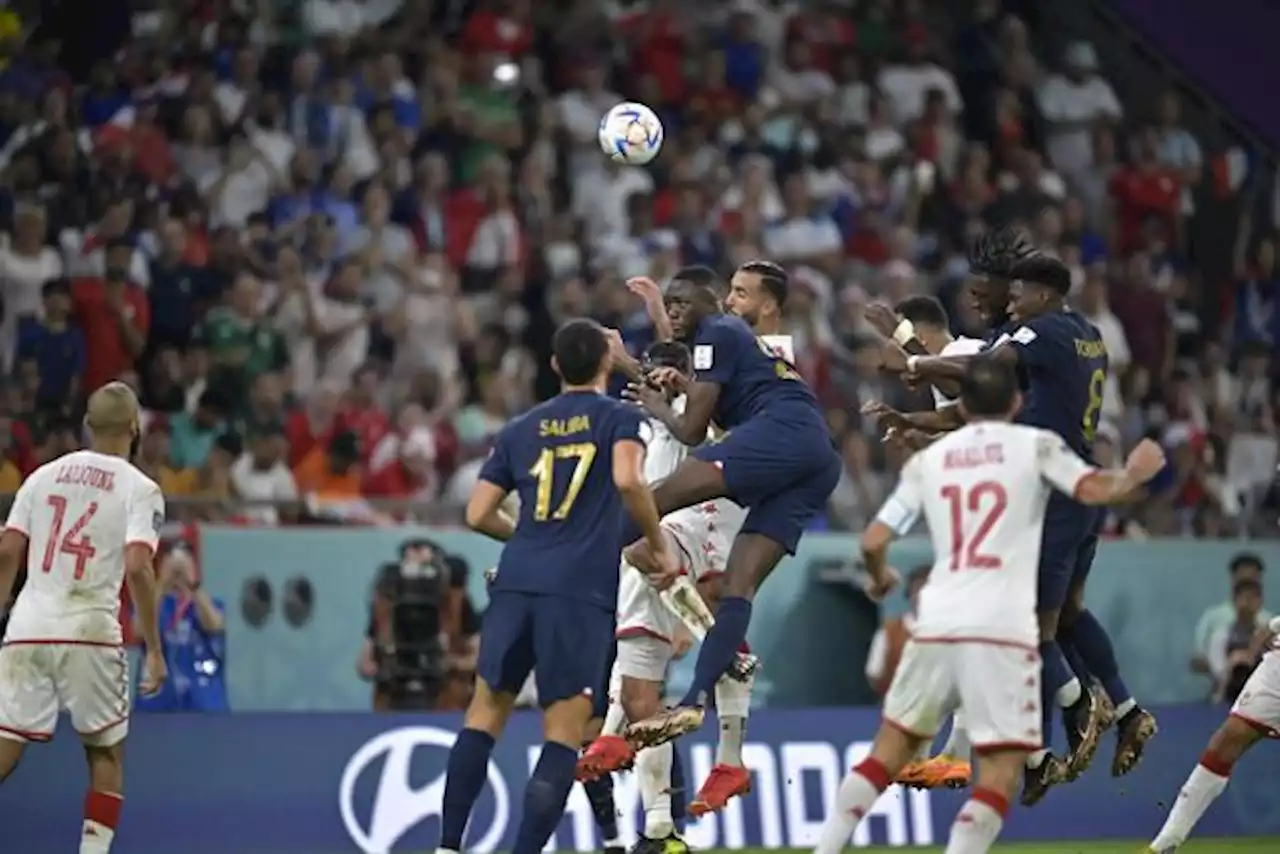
[
  {"x1": 691, "y1": 313, "x2": 822, "y2": 430},
  {"x1": 477, "y1": 391, "x2": 648, "y2": 609},
  {"x1": 1003, "y1": 311, "x2": 1108, "y2": 462}
]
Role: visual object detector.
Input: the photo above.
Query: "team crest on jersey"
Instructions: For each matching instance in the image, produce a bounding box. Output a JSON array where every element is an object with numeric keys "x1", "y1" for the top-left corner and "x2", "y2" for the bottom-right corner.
[
  {"x1": 1011, "y1": 327, "x2": 1037, "y2": 345},
  {"x1": 693, "y1": 345, "x2": 713, "y2": 370}
]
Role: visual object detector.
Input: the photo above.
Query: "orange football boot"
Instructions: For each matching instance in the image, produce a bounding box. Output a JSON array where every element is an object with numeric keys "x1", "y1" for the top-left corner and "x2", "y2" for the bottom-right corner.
[
  {"x1": 576, "y1": 734, "x2": 636, "y2": 781},
  {"x1": 689, "y1": 764, "x2": 752, "y2": 816},
  {"x1": 894, "y1": 756, "x2": 970, "y2": 790}
]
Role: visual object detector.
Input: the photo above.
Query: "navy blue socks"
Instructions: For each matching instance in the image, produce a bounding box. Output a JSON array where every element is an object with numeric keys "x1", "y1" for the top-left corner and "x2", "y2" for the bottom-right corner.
[
  {"x1": 439, "y1": 728, "x2": 496, "y2": 850},
  {"x1": 679, "y1": 596, "x2": 752, "y2": 706},
  {"x1": 512, "y1": 742, "x2": 579, "y2": 854}
]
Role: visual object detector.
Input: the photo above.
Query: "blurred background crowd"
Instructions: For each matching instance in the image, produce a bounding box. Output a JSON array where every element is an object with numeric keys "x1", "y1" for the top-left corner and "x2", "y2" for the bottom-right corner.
[{"x1": 0, "y1": 0, "x2": 1276, "y2": 547}]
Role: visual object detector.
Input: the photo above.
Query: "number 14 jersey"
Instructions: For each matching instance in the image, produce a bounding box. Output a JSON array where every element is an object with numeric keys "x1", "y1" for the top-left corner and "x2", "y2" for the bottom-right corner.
[
  {"x1": 3, "y1": 450, "x2": 165, "y2": 646},
  {"x1": 873, "y1": 422, "x2": 1097, "y2": 647}
]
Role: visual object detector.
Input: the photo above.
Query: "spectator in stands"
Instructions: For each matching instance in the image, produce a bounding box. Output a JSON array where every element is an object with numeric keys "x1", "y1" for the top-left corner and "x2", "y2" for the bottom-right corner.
[
  {"x1": 1192, "y1": 554, "x2": 1272, "y2": 691},
  {"x1": 170, "y1": 389, "x2": 231, "y2": 470},
  {"x1": 230, "y1": 422, "x2": 299, "y2": 526},
  {"x1": 16, "y1": 277, "x2": 84, "y2": 414},
  {"x1": 72, "y1": 238, "x2": 149, "y2": 395},
  {"x1": 1036, "y1": 40, "x2": 1122, "y2": 185}
]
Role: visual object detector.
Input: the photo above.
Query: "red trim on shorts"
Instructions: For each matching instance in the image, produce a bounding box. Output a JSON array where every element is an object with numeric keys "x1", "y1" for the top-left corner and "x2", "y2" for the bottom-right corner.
[
  {"x1": 971, "y1": 786, "x2": 1010, "y2": 818},
  {"x1": 972, "y1": 740, "x2": 1042, "y2": 755},
  {"x1": 882, "y1": 714, "x2": 933, "y2": 741},
  {"x1": 615, "y1": 626, "x2": 671, "y2": 643},
  {"x1": 0, "y1": 723, "x2": 53, "y2": 743},
  {"x1": 2, "y1": 639, "x2": 123, "y2": 648},
  {"x1": 78, "y1": 715, "x2": 128, "y2": 738},
  {"x1": 1071, "y1": 470, "x2": 1102, "y2": 502},
  {"x1": 1229, "y1": 712, "x2": 1280, "y2": 740},
  {"x1": 125, "y1": 539, "x2": 157, "y2": 556},
  {"x1": 911, "y1": 635, "x2": 1040, "y2": 655}
]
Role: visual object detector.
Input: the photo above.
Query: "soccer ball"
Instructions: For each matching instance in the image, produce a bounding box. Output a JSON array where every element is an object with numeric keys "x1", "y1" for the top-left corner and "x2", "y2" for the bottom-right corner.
[{"x1": 598, "y1": 101, "x2": 664, "y2": 166}]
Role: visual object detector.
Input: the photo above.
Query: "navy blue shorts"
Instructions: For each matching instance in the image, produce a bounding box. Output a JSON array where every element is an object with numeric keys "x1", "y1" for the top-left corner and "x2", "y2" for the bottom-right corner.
[
  {"x1": 692, "y1": 409, "x2": 840, "y2": 553},
  {"x1": 1037, "y1": 503, "x2": 1102, "y2": 610},
  {"x1": 591, "y1": 636, "x2": 618, "y2": 720},
  {"x1": 477, "y1": 591, "x2": 615, "y2": 708}
]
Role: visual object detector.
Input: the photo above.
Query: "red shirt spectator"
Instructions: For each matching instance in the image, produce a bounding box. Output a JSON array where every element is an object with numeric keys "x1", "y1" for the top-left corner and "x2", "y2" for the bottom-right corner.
[
  {"x1": 621, "y1": 6, "x2": 687, "y2": 104},
  {"x1": 460, "y1": 3, "x2": 533, "y2": 58},
  {"x1": 336, "y1": 372, "x2": 392, "y2": 464},
  {"x1": 1109, "y1": 132, "x2": 1180, "y2": 253},
  {"x1": 785, "y1": 8, "x2": 856, "y2": 74},
  {"x1": 72, "y1": 274, "x2": 149, "y2": 394}
]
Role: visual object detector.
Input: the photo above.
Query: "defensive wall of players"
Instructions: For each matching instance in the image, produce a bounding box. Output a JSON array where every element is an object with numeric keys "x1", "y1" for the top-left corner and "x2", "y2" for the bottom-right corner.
[
  {"x1": 10, "y1": 706, "x2": 1279, "y2": 853},
  {"x1": 199, "y1": 527, "x2": 1280, "y2": 710}
]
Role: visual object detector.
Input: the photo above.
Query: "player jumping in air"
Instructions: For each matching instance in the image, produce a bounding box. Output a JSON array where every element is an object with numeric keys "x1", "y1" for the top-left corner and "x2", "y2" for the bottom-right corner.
[
  {"x1": 1148, "y1": 615, "x2": 1280, "y2": 851},
  {"x1": 606, "y1": 261, "x2": 841, "y2": 791},
  {"x1": 813, "y1": 358, "x2": 1165, "y2": 854},
  {"x1": 435, "y1": 319, "x2": 678, "y2": 854},
  {"x1": 579, "y1": 340, "x2": 754, "y2": 838},
  {"x1": 879, "y1": 236, "x2": 1157, "y2": 804},
  {"x1": 0, "y1": 382, "x2": 168, "y2": 854},
  {"x1": 860, "y1": 295, "x2": 983, "y2": 789}
]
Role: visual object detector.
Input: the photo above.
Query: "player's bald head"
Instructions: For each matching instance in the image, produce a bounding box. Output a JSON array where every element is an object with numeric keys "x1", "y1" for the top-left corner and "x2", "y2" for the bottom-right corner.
[{"x1": 85, "y1": 381, "x2": 141, "y2": 439}]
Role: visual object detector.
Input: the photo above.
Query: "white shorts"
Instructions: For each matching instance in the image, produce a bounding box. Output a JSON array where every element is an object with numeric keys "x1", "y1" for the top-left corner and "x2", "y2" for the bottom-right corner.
[
  {"x1": 882, "y1": 639, "x2": 1042, "y2": 753},
  {"x1": 615, "y1": 511, "x2": 732, "y2": 642},
  {"x1": 0, "y1": 643, "x2": 131, "y2": 747},
  {"x1": 613, "y1": 633, "x2": 672, "y2": 684},
  {"x1": 1230, "y1": 651, "x2": 1280, "y2": 738}
]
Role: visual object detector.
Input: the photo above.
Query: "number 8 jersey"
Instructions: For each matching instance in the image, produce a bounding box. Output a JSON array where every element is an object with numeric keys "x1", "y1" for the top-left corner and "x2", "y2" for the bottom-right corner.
[
  {"x1": 873, "y1": 422, "x2": 1097, "y2": 647},
  {"x1": 3, "y1": 450, "x2": 165, "y2": 646}
]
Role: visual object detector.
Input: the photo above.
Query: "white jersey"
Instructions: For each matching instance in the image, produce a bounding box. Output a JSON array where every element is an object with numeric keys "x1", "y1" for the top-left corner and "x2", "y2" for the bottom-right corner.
[
  {"x1": 931, "y1": 337, "x2": 985, "y2": 409},
  {"x1": 3, "y1": 450, "x2": 165, "y2": 646},
  {"x1": 873, "y1": 422, "x2": 1096, "y2": 646},
  {"x1": 759, "y1": 334, "x2": 795, "y2": 363}
]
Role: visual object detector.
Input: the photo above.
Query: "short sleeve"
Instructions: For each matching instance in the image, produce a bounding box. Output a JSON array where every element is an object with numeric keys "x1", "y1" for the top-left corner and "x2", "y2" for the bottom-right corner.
[
  {"x1": 611, "y1": 406, "x2": 651, "y2": 448},
  {"x1": 4, "y1": 477, "x2": 36, "y2": 537},
  {"x1": 1036, "y1": 430, "x2": 1096, "y2": 497},
  {"x1": 477, "y1": 431, "x2": 516, "y2": 491},
  {"x1": 1005, "y1": 317, "x2": 1056, "y2": 370},
  {"x1": 126, "y1": 480, "x2": 166, "y2": 554},
  {"x1": 692, "y1": 319, "x2": 743, "y2": 386},
  {"x1": 873, "y1": 457, "x2": 924, "y2": 535}
]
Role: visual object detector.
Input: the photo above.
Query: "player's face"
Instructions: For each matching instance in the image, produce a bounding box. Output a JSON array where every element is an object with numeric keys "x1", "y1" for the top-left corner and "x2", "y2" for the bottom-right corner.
[
  {"x1": 724, "y1": 271, "x2": 766, "y2": 328},
  {"x1": 1007, "y1": 279, "x2": 1050, "y2": 322},
  {"x1": 665, "y1": 280, "x2": 705, "y2": 342},
  {"x1": 966, "y1": 275, "x2": 1010, "y2": 327}
]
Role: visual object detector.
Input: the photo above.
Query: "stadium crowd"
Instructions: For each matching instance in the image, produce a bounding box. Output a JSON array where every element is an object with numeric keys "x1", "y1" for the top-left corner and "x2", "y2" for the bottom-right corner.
[{"x1": 0, "y1": 0, "x2": 1275, "y2": 540}]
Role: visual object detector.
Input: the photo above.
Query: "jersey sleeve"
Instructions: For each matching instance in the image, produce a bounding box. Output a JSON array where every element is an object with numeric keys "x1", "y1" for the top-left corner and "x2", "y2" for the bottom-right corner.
[
  {"x1": 1035, "y1": 430, "x2": 1097, "y2": 496},
  {"x1": 3, "y1": 476, "x2": 36, "y2": 537},
  {"x1": 611, "y1": 405, "x2": 652, "y2": 449},
  {"x1": 691, "y1": 319, "x2": 743, "y2": 386},
  {"x1": 1005, "y1": 316, "x2": 1057, "y2": 369},
  {"x1": 476, "y1": 430, "x2": 516, "y2": 492},
  {"x1": 126, "y1": 480, "x2": 166, "y2": 554},
  {"x1": 873, "y1": 457, "x2": 924, "y2": 535}
]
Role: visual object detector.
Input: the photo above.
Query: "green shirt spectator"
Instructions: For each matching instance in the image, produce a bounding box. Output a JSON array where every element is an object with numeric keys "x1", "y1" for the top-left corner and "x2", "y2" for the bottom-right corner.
[
  {"x1": 193, "y1": 275, "x2": 289, "y2": 405},
  {"x1": 456, "y1": 82, "x2": 522, "y2": 184}
]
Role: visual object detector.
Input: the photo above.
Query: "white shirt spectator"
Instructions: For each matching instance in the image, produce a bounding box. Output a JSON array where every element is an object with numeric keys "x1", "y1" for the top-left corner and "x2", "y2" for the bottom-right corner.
[
  {"x1": 301, "y1": 0, "x2": 402, "y2": 37},
  {"x1": 876, "y1": 62, "x2": 962, "y2": 124},
  {"x1": 247, "y1": 123, "x2": 297, "y2": 176},
  {"x1": 1037, "y1": 72, "x2": 1122, "y2": 180},
  {"x1": 835, "y1": 79, "x2": 871, "y2": 128},
  {"x1": 557, "y1": 85, "x2": 623, "y2": 177},
  {"x1": 466, "y1": 209, "x2": 522, "y2": 270},
  {"x1": 344, "y1": 224, "x2": 417, "y2": 313},
  {"x1": 58, "y1": 232, "x2": 150, "y2": 289},
  {"x1": 0, "y1": 238, "x2": 62, "y2": 373},
  {"x1": 769, "y1": 64, "x2": 836, "y2": 107},
  {"x1": 763, "y1": 214, "x2": 842, "y2": 262},
  {"x1": 230, "y1": 453, "x2": 299, "y2": 526},
  {"x1": 214, "y1": 80, "x2": 251, "y2": 127},
  {"x1": 206, "y1": 159, "x2": 273, "y2": 229},
  {"x1": 572, "y1": 166, "x2": 654, "y2": 254}
]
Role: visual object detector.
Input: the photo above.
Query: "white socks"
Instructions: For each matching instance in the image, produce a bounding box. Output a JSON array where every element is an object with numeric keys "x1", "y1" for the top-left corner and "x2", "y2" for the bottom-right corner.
[
  {"x1": 714, "y1": 676, "x2": 751, "y2": 767},
  {"x1": 814, "y1": 761, "x2": 889, "y2": 854},
  {"x1": 1056, "y1": 677, "x2": 1082, "y2": 708},
  {"x1": 939, "y1": 711, "x2": 971, "y2": 759},
  {"x1": 943, "y1": 796, "x2": 1005, "y2": 854},
  {"x1": 1150, "y1": 758, "x2": 1230, "y2": 851},
  {"x1": 80, "y1": 822, "x2": 115, "y2": 854},
  {"x1": 1114, "y1": 698, "x2": 1136, "y2": 719},
  {"x1": 602, "y1": 700, "x2": 627, "y2": 737},
  {"x1": 636, "y1": 743, "x2": 675, "y2": 839}
]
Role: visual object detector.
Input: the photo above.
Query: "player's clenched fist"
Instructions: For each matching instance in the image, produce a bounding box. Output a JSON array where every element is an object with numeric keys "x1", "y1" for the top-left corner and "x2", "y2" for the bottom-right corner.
[
  {"x1": 139, "y1": 649, "x2": 167, "y2": 697},
  {"x1": 645, "y1": 366, "x2": 688, "y2": 392},
  {"x1": 864, "y1": 565, "x2": 900, "y2": 602},
  {"x1": 1124, "y1": 438, "x2": 1166, "y2": 480}
]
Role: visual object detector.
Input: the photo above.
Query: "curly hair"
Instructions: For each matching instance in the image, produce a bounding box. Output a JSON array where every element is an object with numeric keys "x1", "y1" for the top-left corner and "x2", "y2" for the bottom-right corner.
[{"x1": 968, "y1": 226, "x2": 1038, "y2": 277}]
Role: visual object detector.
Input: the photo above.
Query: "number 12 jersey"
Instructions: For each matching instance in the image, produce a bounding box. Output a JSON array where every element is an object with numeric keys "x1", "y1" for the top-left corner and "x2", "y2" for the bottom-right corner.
[
  {"x1": 873, "y1": 422, "x2": 1097, "y2": 647},
  {"x1": 3, "y1": 450, "x2": 165, "y2": 646}
]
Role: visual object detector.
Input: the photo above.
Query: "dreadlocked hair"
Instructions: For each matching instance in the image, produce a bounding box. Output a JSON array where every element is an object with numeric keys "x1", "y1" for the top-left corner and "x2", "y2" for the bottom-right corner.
[{"x1": 968, "y1": 226, "x2": 1038, "y2": 277}]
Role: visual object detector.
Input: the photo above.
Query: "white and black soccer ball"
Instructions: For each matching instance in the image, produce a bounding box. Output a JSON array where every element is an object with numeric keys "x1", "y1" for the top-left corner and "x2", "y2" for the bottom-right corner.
[{"x1": 598, "y1": 101, "x2": 664, "y2": 166}]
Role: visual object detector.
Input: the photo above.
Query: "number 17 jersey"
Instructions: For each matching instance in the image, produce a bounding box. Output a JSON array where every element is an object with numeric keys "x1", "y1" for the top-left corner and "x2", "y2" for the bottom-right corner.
[
  {"x1": 3, "y1": 450, "x2": 165, "y2": 646},
  {"x1": 478, "y1": 390, "x2": 649, "y2": 611},
  {"x1": 873, "y1": 422, "x2": 1096, "y2": 647}
]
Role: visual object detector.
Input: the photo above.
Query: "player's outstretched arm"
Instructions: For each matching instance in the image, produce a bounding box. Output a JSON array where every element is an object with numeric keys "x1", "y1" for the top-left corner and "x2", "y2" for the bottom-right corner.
[
  {"x1": 1041, "y1": 435, "x2": 1166, "y2": 505},
  {"x1": 604, "y1": 328, "x2": 645, "y2": 382},
  {"x1": 464, "y1": 481, "x2": 517, "y2": 542}
]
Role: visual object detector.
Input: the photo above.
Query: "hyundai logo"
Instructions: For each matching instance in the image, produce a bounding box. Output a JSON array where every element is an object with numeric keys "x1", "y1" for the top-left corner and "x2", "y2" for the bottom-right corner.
[{"x1": 339, "y1": 726, "x2": 510, "y2": 854}]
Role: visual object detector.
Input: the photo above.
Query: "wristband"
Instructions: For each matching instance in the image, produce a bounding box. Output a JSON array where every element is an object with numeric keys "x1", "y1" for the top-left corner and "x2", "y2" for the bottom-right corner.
[
  {"x1": 892, "y1": 319, "x2": 916, "y2": 347},
  {"x1": 906, "y1": 355, "x2": 920, "y2": 374}
]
